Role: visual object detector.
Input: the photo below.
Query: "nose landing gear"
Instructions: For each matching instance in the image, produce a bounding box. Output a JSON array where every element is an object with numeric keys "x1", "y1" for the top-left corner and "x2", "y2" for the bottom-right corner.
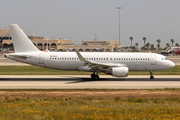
[{"x1": 150, "y1": 71, "x2": 154, "y2": 79}]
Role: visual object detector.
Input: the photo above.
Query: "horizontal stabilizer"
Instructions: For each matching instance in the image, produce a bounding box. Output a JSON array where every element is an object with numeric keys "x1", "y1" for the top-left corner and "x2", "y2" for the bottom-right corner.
[{"x1": 9, "y1": 55, "x2": 29, "y2": 60}]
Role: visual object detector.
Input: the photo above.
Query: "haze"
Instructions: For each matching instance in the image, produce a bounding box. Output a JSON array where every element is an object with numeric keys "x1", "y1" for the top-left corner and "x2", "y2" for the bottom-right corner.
[{"x1": 0, "y1": 0, "x2": 180, "y2": 47}]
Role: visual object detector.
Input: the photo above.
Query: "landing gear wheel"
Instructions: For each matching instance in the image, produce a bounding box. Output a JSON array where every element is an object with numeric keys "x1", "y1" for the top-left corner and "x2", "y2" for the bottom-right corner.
[
  {"x1": 149, "y1": 71, "x2": 154, "y2": 79},
  {"x1": 150, "y1": 76, "x2": 154, "y2": 79},
  {"x1": 91, "y1": 74, "x2": 95, "y2": 79},
  {"x1": 91, "y1": 73, "x2": 99, "y2": 80},
  {"x1": 94, "y1": 75, "x2": 99, "y2": 80}
]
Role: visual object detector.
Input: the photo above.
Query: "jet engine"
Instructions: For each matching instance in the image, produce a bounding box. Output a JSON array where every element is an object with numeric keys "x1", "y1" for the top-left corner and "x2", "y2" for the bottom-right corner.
[{"x1": 105, "y1": 67, "x2": 129, "y2": 77}]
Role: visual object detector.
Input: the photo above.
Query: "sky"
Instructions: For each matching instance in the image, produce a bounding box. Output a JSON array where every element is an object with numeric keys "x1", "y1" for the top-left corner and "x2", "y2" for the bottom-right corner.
[{"x1": 0, "y1": 0, "x2": 180, "y2": 47}]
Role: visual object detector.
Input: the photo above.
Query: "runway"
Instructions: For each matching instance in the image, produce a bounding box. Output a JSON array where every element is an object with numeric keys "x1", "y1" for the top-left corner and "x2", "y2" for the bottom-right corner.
[{"x1": 0, "y1": 75, "x2": 180, "y2": 89}]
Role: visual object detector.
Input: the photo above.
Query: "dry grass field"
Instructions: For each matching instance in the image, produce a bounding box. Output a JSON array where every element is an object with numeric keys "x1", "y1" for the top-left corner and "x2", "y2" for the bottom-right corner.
[{"x1": 0, "y1": 89, "x2": 180, "y2": 119}]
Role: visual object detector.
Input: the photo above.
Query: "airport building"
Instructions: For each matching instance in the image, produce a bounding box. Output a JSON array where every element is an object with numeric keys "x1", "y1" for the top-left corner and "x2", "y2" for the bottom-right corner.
[{"x1": 0, "y1": 28, "x2": 118, "y2": 52}]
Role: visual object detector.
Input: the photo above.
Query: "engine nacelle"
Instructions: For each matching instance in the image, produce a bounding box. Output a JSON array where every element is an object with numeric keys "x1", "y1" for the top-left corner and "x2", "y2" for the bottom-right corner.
[
  {"x1": 78, "y1": 66, "x2": 91, "y2": 71},
  {"x1": 110, "y1": 67, "x2": 129, "y2": 77}
]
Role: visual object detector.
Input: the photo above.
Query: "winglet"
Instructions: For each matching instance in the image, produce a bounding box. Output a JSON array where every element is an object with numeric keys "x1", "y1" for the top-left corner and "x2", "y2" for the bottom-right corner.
[
  {"x1": 75, "y1": 49, "x2": 86, "y2": 61},
  {"x1": 65, "y1": 48, "x2": 69, "y2": 52}
]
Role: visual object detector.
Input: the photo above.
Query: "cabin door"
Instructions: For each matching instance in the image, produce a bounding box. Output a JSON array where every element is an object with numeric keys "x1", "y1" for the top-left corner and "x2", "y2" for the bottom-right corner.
[
  {"x1": 39, "y1": 53, "x2": 44, "y2": 64},
  {"x1": 151, "y1": 55, "x2": 156, "y2": 65}
]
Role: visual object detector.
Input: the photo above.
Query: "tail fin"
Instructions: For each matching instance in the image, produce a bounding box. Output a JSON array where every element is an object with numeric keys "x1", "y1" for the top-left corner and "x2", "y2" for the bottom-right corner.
[
  {"x1": 0, "y1": 38, "x2": 3, "y2": 49},
  {"x1": 9, "y1": 24, "x2": 40, "y2": 53}
]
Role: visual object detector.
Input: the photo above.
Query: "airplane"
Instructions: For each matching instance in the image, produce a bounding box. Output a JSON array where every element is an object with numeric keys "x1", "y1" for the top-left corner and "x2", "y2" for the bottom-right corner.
[{"x1": 5, "y1": 24, "x2": 175, "y2": 80}]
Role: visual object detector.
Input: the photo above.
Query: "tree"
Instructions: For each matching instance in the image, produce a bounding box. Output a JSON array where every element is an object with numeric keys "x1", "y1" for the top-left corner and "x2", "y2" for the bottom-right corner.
[
  {"x1": 171, "y1": 39, "x2": 174, "y2": 47},
  {"x1": 130, "y1": 37, "x2": 133, "y2": 47},
  {"x1": 150, "y1": 44, "x2": 154, "y2": 50},
  {"x1": 135, "y1": 43, "x2": 138, "y2": 47},
  {"x1": 145, "y1": 42, "x2": 150, "y2": 50},
  {"x1": 135, "y1": 43, "x2": 138, "y2": 51},
  {"x1": 166, "y1": 43, "x2": 170, "y2": 47},
  {"x1": 143, "y1": 37, "x2": 146, "y2": 47},
  {"x1": 165, "y1": 43, "x2": 170, "y2": 50},
  {"x1": 175, "y1": 43, "x2": 179, "y2": 46},
  {"x1": 157, "y1": 39, "x2": 161, "y2": 50}
]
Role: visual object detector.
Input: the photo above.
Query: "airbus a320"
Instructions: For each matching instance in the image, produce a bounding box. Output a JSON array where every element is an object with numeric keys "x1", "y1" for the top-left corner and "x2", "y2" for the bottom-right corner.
[{"x1": 5, "y1": 24, "x2": 175, "y2": 79}]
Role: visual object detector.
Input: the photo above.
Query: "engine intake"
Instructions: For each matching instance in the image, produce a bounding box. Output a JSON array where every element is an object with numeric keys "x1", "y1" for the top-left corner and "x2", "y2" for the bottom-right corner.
[{"x1": 105, "y1": 67, "x2": 129, "y2": 77}]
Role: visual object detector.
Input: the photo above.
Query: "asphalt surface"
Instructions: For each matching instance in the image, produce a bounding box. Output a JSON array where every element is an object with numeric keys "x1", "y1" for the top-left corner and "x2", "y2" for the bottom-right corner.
[{"x1": 0, "y1": 75, "x2": 179, "y2": 89}]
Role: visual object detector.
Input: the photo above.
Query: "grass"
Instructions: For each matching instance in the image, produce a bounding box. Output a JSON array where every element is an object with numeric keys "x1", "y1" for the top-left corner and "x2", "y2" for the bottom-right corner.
[
  {"x1": 0, "y1": 97, "x2": 180, "y2": 119},
  {"x1": 0, "y1": 89, "x2": 179, "y2": 119},
  {"x1": 0, "y1": 65, "x2": 179, "y2": 119},
  {"x1": 0, "y1": 65, "x2": 179, "y2": 75}
]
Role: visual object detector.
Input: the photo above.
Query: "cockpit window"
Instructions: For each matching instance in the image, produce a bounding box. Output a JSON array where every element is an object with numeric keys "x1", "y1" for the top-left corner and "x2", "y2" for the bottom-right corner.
[{"x1": 162, "y1": 58, "x2": 168, "y2": 60}]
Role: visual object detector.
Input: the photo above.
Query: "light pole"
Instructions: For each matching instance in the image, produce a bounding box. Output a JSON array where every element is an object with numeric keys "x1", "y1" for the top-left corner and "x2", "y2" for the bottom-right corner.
[{"x1": 117, "y1": 7, "x2": 122, "y2": 48}]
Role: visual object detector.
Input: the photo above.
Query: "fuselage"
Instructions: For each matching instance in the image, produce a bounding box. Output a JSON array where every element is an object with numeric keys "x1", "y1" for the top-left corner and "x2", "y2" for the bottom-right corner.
[{"x1": 6, "y1": 52, "x2": 175, "y2": 72}]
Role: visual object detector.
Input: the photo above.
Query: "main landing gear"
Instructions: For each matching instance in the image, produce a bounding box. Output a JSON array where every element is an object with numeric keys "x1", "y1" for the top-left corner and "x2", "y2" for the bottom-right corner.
[
  {"x1": 150, "y1": 71, "x2": 154, "y2": 79},
  {"x1": 91, "y1": 72, "x2": 100, "y2": 80}
]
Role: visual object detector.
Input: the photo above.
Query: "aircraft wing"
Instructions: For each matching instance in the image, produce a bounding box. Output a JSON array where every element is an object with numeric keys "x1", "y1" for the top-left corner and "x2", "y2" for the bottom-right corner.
[{"x1": 75, "y1": 50, "x2": 126, "y2": 70}]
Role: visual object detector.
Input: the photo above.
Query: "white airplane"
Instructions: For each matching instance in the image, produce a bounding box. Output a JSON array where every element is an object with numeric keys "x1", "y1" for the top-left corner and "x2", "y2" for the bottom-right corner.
[{"x1": 5, "y1": 24, "x2": 175, "y2": 79}]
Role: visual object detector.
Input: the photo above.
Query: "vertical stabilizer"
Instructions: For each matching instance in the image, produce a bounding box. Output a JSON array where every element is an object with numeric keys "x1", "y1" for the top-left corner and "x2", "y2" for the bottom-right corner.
[{"x1": 9, "y1": 24, "x2": 40, "y2": 53}]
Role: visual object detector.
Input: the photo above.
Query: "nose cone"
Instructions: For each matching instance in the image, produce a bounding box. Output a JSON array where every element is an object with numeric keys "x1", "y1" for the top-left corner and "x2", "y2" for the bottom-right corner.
[{"x1": 168, "y1": 61, "x2": 175, "y2": 69}]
